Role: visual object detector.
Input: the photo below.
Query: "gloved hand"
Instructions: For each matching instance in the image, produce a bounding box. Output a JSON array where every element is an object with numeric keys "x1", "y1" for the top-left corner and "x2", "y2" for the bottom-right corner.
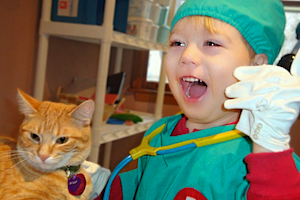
[
  {"x1": 224, "y1": 52, "x2": 300, "y2": 152},
  {"x1": 82, "y1": 160, "x2": 111, "y2": 199}
]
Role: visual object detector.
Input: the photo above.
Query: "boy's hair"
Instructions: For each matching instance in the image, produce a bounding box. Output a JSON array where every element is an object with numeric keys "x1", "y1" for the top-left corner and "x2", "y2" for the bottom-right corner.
[{"x1": 171, "y1": 0, "x2": 286, "y2": 64}]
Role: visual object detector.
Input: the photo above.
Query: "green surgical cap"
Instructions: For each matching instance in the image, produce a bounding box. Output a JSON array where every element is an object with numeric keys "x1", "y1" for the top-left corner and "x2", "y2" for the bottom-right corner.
[{"x1": 171, "y1": 0, "x2": 286, "y2": 64}]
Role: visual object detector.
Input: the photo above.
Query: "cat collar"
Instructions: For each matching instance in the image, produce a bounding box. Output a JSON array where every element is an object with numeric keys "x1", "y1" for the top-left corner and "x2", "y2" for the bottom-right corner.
[
  {"x1": 60, "y1": 165, "x2": 81, "y2": 177},
  {"x1": 59, "y1": 165, "x2": 86, "y2": 196}
]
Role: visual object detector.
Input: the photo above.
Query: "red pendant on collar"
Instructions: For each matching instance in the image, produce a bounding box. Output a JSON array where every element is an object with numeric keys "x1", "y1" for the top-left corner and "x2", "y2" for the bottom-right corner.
[{"x1": 68, "y1": 173, "x2": 86, "y2": 196}]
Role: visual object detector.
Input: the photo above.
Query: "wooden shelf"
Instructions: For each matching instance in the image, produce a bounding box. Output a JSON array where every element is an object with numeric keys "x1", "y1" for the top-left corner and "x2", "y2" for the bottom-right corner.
[
  {"x1": 99, "y1": 111, "x2": 157, "y2": 144},
  {"x1": 40, "y1": 21, "x2": 169, "y2": 52}
]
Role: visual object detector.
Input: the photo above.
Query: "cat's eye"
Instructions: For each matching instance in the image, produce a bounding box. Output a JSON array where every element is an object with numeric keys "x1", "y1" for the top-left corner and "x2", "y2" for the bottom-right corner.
[
  {"x1": 56, "y1": 137, "x2": 69, "y2": 144},
  {"x1": 30, "y1": 133, "x2": 40, "y2": 142}
]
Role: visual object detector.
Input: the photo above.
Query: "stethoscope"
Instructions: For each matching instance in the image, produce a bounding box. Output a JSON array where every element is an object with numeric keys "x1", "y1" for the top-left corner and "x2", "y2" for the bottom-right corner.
[{"x1": 103, "y1": 123, "x2": 246, "y2": 200}]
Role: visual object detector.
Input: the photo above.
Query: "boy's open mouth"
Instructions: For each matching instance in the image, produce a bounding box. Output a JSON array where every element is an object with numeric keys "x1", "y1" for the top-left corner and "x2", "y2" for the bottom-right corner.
[{"x1": 181, "y1": 77, "x2": 207, "y2": 98}]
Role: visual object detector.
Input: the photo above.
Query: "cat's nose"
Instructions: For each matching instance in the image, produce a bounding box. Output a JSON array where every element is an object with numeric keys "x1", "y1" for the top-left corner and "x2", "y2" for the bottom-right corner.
[{"x1": 38, "y1": 154, "x2": 49, "y2": 162}]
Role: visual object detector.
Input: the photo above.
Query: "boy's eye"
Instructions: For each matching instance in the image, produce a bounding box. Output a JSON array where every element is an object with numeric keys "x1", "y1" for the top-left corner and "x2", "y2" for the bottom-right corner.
[
  {"x1": 30, "y1": 133, "x2": 40, "y2": 142},
  {"x1": 205, "y1": 41, "x2": 220, "y2": 47},
  {"x1": 56, "y1": 137, "x2": 69, "y2": 144},
  {"x1": 170, "y1": 41, "x2": 185, "y2": 47}
]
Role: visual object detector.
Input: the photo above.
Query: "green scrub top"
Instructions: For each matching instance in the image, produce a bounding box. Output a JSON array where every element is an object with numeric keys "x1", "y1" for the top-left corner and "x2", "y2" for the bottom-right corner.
[{"x1": 119, "y1": 114, "x2": 298, "y2": 200}]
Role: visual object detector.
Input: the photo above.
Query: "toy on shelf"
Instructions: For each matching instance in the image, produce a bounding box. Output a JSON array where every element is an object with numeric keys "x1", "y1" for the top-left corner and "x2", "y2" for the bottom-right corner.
[
  {"x1": 57, "y1": 85, "x2": 120, "y2": 122},
  {"x1": 109, "y1": 112, "x2": 143, "y2": 124},
  {"x1": 56, "y1": 72, "x2": 126, "y2": 122}
]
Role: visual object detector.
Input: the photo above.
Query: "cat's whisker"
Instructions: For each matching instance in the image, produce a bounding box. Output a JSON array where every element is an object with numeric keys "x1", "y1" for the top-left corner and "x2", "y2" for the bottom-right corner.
[
  {"x1": 1, "y1": 149, "x2": 28, "y2": 153},
  {"x1": 0, "y1": 150, "x2": 29, "y2": 159},
  {"x1": 10, "y1": 158, "x2": 39, "y2": 179},
  {"x1": 0, "y1": 153, "x2": 12, "y2": 159},
  {"x1": 14, "y1": 160, "x2": 28, "y2": 173},
  {"x1": 4, "y1": 151, "x2": 31, "y2": 171},
  {"x1": 0, "y1": 154, "x2": 21, "y2": 163},
  {"x1": 9, "y1": 150, "x2": 32, "y2": 155},
  {"x1": 3, "y1": 156, "x2": 28, "y2": 176},
  {"x1": 0, "y1": 150, "x2": 15, "y2": 156},
  {"x1": 17, "y1": 160, "x2": 35, "y2": 175},
  {"x1": 10, "y1": 157, "x2": 28, "y2": 168},
  {"x1": 1, "y1": 155, "x2": 21, "y2": 162}
]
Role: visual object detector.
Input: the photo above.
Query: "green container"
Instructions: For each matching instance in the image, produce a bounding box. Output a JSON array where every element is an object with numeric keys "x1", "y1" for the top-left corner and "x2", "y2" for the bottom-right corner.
[
  {"x1": 158, "y1": 6, "x2": 168, "y2": 25},
  {"x1": 157, "y1": 25, "x2": 170, "y2": 44}
]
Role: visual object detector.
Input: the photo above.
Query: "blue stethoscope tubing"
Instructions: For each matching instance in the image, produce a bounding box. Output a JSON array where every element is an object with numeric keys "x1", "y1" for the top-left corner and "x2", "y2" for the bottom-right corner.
[
  {"x1": 103, "y1": 155, "x2": 132, "y2": 200},
  {"x1": 103, "y1": 143, "x2": 197, "y2": 200}
]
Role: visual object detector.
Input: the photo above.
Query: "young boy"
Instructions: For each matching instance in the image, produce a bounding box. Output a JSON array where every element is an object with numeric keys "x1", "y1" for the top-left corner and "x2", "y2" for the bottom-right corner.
[{"x1": 105, "y1": 0, "x2": 300, "y2": 199}]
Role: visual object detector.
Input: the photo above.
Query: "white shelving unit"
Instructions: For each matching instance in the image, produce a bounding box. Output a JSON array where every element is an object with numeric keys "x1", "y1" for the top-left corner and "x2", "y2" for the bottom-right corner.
[{"x1": 34, "y1": 0, "x2": 174, "y2": 165}]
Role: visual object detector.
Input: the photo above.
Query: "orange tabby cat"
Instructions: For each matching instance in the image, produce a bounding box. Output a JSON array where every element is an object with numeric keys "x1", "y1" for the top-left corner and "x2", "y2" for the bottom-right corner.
[{"x1": 0, "y1": 89, "x2": 95, "y2": 200}]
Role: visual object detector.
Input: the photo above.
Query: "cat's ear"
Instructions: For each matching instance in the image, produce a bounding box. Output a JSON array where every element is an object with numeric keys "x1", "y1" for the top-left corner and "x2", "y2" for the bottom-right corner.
[
  {"x1": 69, "y1": 100, "x2": 94, "y2": 126},
  {"x1": 17, "y1": 89, "x2": 41, "y2": 116}
]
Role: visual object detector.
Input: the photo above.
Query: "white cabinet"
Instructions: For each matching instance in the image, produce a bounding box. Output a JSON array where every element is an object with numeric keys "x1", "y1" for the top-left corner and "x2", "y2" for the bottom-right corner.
[{"x1": 33, "y1": 0, "x2": 173, "y2": 165}]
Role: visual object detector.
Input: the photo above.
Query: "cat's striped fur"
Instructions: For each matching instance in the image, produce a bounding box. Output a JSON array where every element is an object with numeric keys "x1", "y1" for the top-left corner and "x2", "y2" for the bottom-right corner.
[{"x1": 0, "y1": 90, "x2": 95, "y2": 200}]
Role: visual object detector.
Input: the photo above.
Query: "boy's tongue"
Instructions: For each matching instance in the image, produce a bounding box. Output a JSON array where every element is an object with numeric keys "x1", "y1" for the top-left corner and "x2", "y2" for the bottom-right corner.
[{"x1": 182, "y1": 82, "x2": 207, "y2": 98}]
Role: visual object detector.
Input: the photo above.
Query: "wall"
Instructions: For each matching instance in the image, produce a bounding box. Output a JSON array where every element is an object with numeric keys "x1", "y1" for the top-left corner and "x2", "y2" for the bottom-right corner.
[{"x1": 0, "y1": 0, "x2": 41, "y2": 139}]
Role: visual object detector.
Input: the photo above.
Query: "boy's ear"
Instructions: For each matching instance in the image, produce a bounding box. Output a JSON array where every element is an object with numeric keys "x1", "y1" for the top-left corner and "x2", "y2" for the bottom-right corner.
[{"x1": 252, "y1": 53, "x2": 268, "y2": 66}]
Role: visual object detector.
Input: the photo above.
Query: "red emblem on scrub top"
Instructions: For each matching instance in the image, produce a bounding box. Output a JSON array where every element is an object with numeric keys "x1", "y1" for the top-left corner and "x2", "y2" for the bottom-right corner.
[{"x1": 174, "y1": 188, "x2": 207, "y2": 200}]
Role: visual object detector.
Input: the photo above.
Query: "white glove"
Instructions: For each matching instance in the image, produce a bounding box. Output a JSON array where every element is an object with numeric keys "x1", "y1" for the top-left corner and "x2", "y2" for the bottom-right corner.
[
  {"x1": 224, "y1": 52, "x2": 300, "y2": 152},
  {"x1": 82, "y1": 160, "x2": 111, "y2": 199}
]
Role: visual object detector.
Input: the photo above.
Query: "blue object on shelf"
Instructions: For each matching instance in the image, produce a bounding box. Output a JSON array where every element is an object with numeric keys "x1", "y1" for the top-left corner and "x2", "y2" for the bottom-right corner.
[
  {"x1": 51, "y1": 0, "x2": 98, "y2": 24},
  {"x1": 51, "y1": 0, "x2": 129, "y2": 33},
  {"x1": 107, "y1": 118, "x2": 125, "y2": 124},
  {"x1": 97, "y1": 0, "x2": 130, "y2": 33}
]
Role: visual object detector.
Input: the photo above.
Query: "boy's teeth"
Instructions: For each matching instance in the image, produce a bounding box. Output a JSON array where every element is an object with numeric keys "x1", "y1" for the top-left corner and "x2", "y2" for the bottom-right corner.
[{"x1": 183, "y1": 77, "x2": 201, "y2": 83}]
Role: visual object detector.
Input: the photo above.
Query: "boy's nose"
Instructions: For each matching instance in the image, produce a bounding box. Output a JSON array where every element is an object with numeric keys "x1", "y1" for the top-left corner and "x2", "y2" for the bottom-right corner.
[{"x1": 180, "y1": 45, "x2": 201, "y2": 66}]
